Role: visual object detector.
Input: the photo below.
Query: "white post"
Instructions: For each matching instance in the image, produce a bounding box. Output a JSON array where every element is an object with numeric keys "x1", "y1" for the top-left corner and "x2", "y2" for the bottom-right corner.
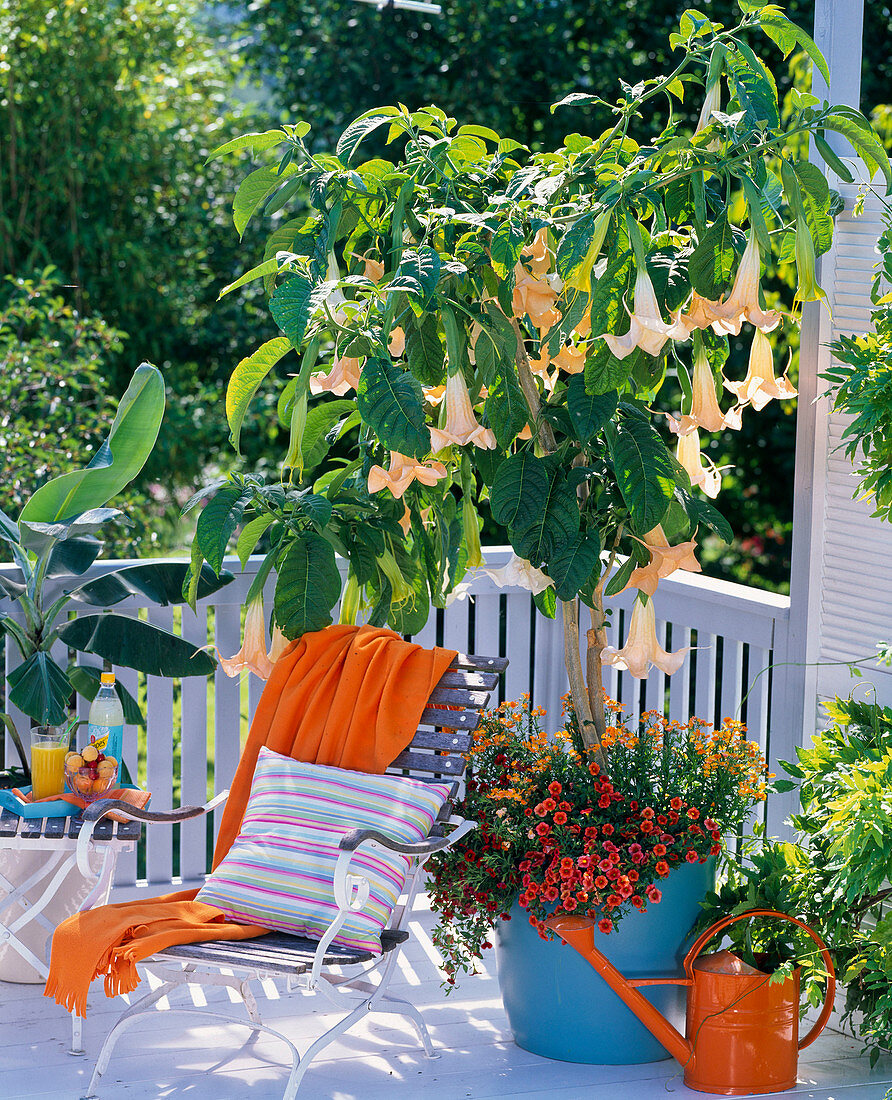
[{"x1": 780, "y1": 0, "x2": 865, "y2": 828}]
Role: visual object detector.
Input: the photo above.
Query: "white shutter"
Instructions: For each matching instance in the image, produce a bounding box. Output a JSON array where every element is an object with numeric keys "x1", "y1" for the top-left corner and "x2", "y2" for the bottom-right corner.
[{"x1": 815, "y1": 185, "x2": 892, "y2": 704}]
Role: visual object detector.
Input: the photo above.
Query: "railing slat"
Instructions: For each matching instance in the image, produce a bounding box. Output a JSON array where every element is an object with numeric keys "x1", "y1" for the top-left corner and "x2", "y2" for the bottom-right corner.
[
  {"x1": 181, "y1": 605, "x2": 210, "y2": 882},
  {"x1": 145, "y1": 606, "x2": 174, "y2": 887},
  {"x1": 212, "y1": 604, "x2": 243, "y2": 843},
  {"x1": 504, "y1": 593, "x2": 532, "y2": 703}
]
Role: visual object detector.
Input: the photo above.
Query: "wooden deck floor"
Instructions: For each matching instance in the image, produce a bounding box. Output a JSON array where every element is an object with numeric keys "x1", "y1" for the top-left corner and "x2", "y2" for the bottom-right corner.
[{"x1": 2, "y1": 895, "x2": 891, "y2": 1100}]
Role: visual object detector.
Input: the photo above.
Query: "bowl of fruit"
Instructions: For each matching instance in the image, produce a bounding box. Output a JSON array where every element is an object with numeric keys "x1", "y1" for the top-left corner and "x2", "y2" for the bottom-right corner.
[{"x1": 65, "y1": 742, "x2": 118, "y2": 804}]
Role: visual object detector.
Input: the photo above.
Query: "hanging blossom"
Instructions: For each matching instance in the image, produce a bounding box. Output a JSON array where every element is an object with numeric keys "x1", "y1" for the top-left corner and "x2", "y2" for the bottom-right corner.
[
  {"x1": 310, "y1": 355, "x2": 363, "y2": 396},
  {"x1": 368, "y1": 451, "x2": 448, "y2": 499},
  {"x1": 429, "y1": 369, "x2": 497, "y2": 451},
  {"x1": 724, "y1": 329, "x2": 797, "y2": 411},
  {"x1": 268, "y1": 625, "x2": 291, "y2": 664},
  {"x1": 601, "y1": 597, "x2": 691, "y2": 679},
  {"x1": 350, "y1": 251, "x2": 385, "y2": 283},
  {"x1": 602, "y1": 267, "x2": 691, "y2": 359},
  {"x1": 481, "y1": 553, "x2": 552, "y2": 594},
  {"x1": 669, "y1": 344, "x2": 742, "y2": 435},
  {"x1": 512, "y1": 236, "x2": 561, "y2": 331},
  {"x1": 389, "y1": 326, "x2": 406, "y2": 357},
  {"x1": 622, "y1": 525, "x2": 702, "y2": 597},
  {"x1": 711, "y1": 231, "x2": 783, "y2": 335},
  {"x1": 694, "y1": 81, "x2": 723, "y2": 151},
  {"x1": 676, "y1": 428, "x2": 723, "y2": 499},
  {"x1": 219, "y1": 597, "x2": 274, "y2": 680}
]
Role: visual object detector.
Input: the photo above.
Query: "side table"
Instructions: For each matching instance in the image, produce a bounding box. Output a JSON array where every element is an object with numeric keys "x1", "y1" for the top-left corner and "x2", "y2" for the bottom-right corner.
[{"x1": 0, "y1": 807, "x2": 141, "y2": 1053}]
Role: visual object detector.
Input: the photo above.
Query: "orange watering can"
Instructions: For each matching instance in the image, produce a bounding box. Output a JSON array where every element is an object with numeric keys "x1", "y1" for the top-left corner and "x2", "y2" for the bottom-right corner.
[{"x1": 545, "y1": 908, "x2": 835, "y2": 1095}]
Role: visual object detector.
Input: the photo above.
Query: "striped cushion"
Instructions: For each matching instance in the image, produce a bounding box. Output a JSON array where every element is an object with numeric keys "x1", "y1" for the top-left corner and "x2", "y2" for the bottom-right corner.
[{"x1": 196, "y1": 747, "x2": 452, "y2": 952}]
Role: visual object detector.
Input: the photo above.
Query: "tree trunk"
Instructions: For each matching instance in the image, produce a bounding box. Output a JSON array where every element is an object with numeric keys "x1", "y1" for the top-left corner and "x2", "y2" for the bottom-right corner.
[{"x1": 561, "y1": 597, "x2": 608, "y2": 771}]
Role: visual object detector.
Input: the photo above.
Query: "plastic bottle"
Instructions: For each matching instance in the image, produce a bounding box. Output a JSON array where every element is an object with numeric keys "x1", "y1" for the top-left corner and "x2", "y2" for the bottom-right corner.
[{"x1": 87, "y1": 672, "x2": 124, "y2": 768}]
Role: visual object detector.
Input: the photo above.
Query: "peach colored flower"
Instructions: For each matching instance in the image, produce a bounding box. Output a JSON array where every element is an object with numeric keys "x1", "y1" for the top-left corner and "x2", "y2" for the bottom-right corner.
[
  {"x1": 389, "y1": 326, "x2": 406, "y2": 357},
  {"x1": 423, "y1": 384, "x2": 446, "y2": 407},
  {"x1": 676, "y1": 428, "x2": 722, "y2": 499},
  {"x1": 482, "y1": 554, "x2": 552, "y2": 594},
  {"x1": 429, "y1": 370, "x2": 497, "y2": 451},
  {"x1": 553, "y1": 343, "x2": 587, "y2": 375},
  {"x1": 670, "y1": 345, "x2": 742, "y2": 435},
  {"x1": 513, "y1": 263, "x2": 561, "y2": 330},
  {"x1": 310, "y1": 355, "x2": 363, "y2": 396},
  {"x1": 351, "y1": 252, "x2": 385, "y2": 283},
  {"x1": 622, "y1": 525, "x2": 702, "y2": 597},
  {"x1": 524, "y1": 227, "x2": 552, "y2": 277},
  {"x1": 601, "y1": 268, "x2": 691, "y2": 360},
  {"x1": 710, "y1": 231, "x2": 782, "y2": 335},
  {"x1": 601, "y1": 598, "x2": 691, "y2": 679},
  {"x1": 678, "y1": 292, "x2": 726, "y2": 333},
  {"x1": 367, "y1": 451, "x2": 448, "y2": 499},
  {"x1": 267, "y1": 625, "x2": 291, "y2": 665},
  {"x1": 724, "y1": 329, "x2": 797, "y2": 411},
  {"x1": 219, "y1": 598, "x2": 274, "y2": 680}
]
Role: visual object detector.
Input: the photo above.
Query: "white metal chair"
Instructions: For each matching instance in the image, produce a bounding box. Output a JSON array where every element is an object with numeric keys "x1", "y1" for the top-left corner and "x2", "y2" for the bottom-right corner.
[{"x1": 74, "y1": 651, "x2": 506, "y2": 1099}]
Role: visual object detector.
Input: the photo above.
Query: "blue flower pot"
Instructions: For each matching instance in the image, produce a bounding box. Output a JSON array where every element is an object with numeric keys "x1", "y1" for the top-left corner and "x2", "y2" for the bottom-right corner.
[{"x1": 494, "y1": 858, "x2": 715, "y2": 1064}]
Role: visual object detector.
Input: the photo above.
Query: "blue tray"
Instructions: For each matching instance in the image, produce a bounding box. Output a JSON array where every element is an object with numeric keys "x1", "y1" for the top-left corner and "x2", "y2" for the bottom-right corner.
[{"x1": 0, "y1": 784, "x2": 143, "y2": 819}]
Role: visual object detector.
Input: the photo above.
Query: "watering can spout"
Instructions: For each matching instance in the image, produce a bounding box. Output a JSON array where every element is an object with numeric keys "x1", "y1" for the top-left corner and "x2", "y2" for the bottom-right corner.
[{"x1": 545, "y1": 914, "x2": 692, "y2": 1066}]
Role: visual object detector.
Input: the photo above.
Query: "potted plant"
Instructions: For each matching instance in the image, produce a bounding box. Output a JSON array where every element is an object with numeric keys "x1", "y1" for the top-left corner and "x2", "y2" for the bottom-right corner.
[{"x1": 425, "y1": 695, "x2": 769, "y2": 1062}]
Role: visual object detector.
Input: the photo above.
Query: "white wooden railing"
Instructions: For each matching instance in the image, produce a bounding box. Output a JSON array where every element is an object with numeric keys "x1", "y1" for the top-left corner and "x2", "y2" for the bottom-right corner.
[{"x1": 0, "y1": 548, "x2": 793, "y2": 898}]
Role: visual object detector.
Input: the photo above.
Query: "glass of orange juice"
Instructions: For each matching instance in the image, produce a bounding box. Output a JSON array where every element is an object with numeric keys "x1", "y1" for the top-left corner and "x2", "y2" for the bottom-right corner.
[{"x1": 30, "y1": 726, "x2": 68, "y2": 800}]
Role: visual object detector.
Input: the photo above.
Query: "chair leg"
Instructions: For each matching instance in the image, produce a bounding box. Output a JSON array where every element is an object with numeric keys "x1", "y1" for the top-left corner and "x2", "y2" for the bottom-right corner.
[
  {"x1": 69, "y1": 1012, "x2": 85, "y2": 1056},
  {"x1": 374, "y1": 992, "x2": 438, "y2": 1058}
]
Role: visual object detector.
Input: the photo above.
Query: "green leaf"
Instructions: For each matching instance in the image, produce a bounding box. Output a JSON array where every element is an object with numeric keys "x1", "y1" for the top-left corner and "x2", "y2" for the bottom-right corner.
[
  {"x1": 547, "y1": 532, "x2": 601, "y2": 601},
  {"x1": 356, "y1": 356, "x2": 431, "y2": 460},
  {"x1": 728, "y1": 46, "x2": 779, "y2": 130},
  {"x1": 233, "y1": 163, "x2": 297, "y2": 238},
  {"x1": 206, "y1": 129, "x2": 287, "y2": 162},
  {"x1": 274, "y1": 531, "x2": 342, "y2": 637},
  {"x1": 7, "y1": 652, "x2": 72, "y2": 726},
  {"x1": 70, "y1": 562, "x2": 233, "y2": 608},
  {"x1": 759, "y1": 10, "x2": 830, "y2": 86},
  {"x1": 608, "y1": 415, "x2": 675, "y2": 532},
  {"x1": 689, "y1": 214, "x2": 737, "y2": 299},
  {"x1": 386, "y1": 564, "x2": 431, "y2": 635},
  {"x1": 20, "y1": 364, "x2": 165, "y2": 525},
  {"x1": 337, "y1": 108, "x2": 401, "y2": 166},
  {"x1": 0, "y1": 507, "x2": 19, "y2": 546},
  {"x1": 605, "y1": 554, "x2": 637, "y2": 598},
  {"x1": 269, "y1": 273, "x2": 330, "y2": 349},
  {"x1": 490, "y1": 219, "x2": 525, "y2": 281},
  {"x1": 490, "y1": 451, "x2": 550, "y2": 530},
  {"x1": 485, "y1": 367, "x2": 529, "y2": 450},
  {"x1": 68, "y1": 665, "x2": 146, "y2": 728},
  {"x1": 19, "y1": 508, "x2": 121, "y2": 556},
  {"x1": 45, "y1": 536, "x2": 103, "y2": 578},
  {"x1": 218, "y1": 258, "x2": 281, "y2": 300},
  {"x1": 532, "y1": 586, "x2": 557, "y2": 618},
  {"x1": 227, "y1": 338, "x2": 293, "y2": 453},
  {"x1": 822, "y1": 111, "x2": 891, "y2": 190},
  {"x1": 405, "y1": 314, "x2": 446, "y2": 386},
  {"x1": 237, "y1": 515, "x2": 275, "y2": 568},
  {"x1": 791, "y1": 161, "x2": 834, "y2": 256},
  {"x1": 196, "y1": 486, "x2": 252, "y2": 574},
  {"x1": 57, "y1": 614, "x2": 216, "y2": 677},
  {"x1": 567, "y1": 376, "x2": 618, "y2": 442},
  {"x1": 511, "y1": 467, "x2": 580, "y2": 565},
  {"x1": 556, "y1": 212, "x2": 598, "y2": 280},
  {"x1": 302, "y1": 399, "x2": 357, "y2": 471},
  {"x1": 814, "y1": 133, "x2": 855, "y2": 184},
  {"x1": 677, "y1": 487, "x2": 733, "y2": 543},
  {"x1": 389, "y1": 247, "x2": 441, "y2": 308},
  {"x1": 590, "y1": 248, "x2": 634, "y2": 338},
  {"x1": 585, "y1": 344, "x2": 637, "y2": 396}
]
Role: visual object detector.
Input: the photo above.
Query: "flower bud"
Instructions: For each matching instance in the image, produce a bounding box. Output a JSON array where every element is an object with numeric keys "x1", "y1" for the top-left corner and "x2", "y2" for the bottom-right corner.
[{"x1": 793, "y1": 214, "x2": 826, "y2": 305}]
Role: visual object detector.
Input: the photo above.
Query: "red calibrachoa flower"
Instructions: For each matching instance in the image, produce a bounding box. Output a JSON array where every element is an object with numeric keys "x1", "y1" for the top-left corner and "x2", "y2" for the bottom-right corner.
[{"x1": 428, "y1": 697, "x2": 769, "y2": 988}]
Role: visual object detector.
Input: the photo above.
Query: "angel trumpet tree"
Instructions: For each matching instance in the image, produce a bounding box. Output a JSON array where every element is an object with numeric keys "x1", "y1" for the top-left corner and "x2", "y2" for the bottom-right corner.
[{"x1": 188, "y1": 5, "x2": 889, "y2": 769}]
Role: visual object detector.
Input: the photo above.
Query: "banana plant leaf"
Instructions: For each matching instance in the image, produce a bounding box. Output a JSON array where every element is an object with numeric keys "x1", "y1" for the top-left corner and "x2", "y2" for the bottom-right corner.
[
  {"x1": 67, "y1": 665, "x2": 146, "y2": 728},
  {"x1": 46, "y1": 536, "x2": 105, "y2": 578},
  {"x1": 0, "y1": 574, "x2": 26, "y2": 599},
  {"x1": 20, "y1": 363, "x2": 165, "y2": 524},
  {"x1": 69, "y1": 562, "x2": 234, "y2": 608},
  {"x1": 19, "y1": 508, "x2": 122, "y2": 556},
  {"x1": 6, "y1": 652, "x2": 72, "y2": 726},
  {"x1": 57, "y1": 613, "x2": 216, "y2": 677}
]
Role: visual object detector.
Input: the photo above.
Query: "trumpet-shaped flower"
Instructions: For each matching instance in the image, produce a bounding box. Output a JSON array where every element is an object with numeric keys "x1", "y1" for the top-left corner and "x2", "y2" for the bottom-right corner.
[
  {"x1": 429, "y1": 369, "x2": 497, "y2": 451},
  {"x1": 482, "y1": 553, "x2": 552, "y2": 594},
  {"x1": 513, "y1": 262, "x2": 561, "y2": 330},
  {"x1": 792, "y1": 214, "x2": 826, "y2": 305},
  {"x1": 671, "y1": 345, "x2": 742, "y2": 435},
  {"x1": 219, "y1": 597, "x2": 274, "y2": 680},
  {"x1": 389, "y1": 326, "x2": 406, "y2": 357},
  {"x1": 710, "y1": 232, "x2": 782, "y2": 335},
  {"x1": 310, "y1": 355, "x2": 363, "y2": 396},
  {"x1": 724, "y1": 329, "x2": 797, "y2": 411},
  {"x1": 695, "y1": 82, "x2": 722, "y2": 151},
  {"x1": 676, "y1": 428, "x2": 722, "y2": 499},
  {"x1": 367, "y1": 451, "x2": 448, "y2": 499},
  {"x1": 351, "y1": 252, "x2": 385, "y2": 283},
  {"x1": 678, "y1": 292, "x2": 726, "y2": 333},
  {"x1": 553, "y1": 343, "x2": 587, "y2": 375},
  {"x1": 601, "y1": 268, "x2": 692, "y2": 360},
  {"x1": 601, "y1": 598, "x2": 691, "y2": 679},
  {"x1": 524, "y1": 227, "x2": 552, "y2": 277},
  {"x1": 623, "y1": 525, "x2": 702, "y2": 597},
  {"x1": 267, "y1": 625, "x2": 291, "y2": 665}
]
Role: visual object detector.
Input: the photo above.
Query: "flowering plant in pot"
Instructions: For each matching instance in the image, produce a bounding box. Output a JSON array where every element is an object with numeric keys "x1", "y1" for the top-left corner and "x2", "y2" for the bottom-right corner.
[{"x1": 428, "y1": 696, "x2": 769, "y2": 986}]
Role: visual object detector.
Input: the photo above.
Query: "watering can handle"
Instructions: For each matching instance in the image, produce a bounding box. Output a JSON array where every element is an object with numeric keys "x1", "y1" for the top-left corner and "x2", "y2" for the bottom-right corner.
[{"x1": 683, "y1": 908, "x2": 835, "y2": 1050}]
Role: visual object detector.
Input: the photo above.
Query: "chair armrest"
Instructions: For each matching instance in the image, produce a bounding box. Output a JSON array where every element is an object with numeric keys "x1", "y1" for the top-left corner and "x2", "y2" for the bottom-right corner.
[
  {"x1": 339, "y1": 816, "x2": 477, "y2": 858},
  {"x1": 76, "y1": 791, "x2": 230, "y2": 876}
]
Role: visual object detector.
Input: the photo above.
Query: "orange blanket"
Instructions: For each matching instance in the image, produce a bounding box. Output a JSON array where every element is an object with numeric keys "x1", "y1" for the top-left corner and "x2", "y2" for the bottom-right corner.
[{"x1": 45, "y1": 624, "x2": 456, "y2": 1016}]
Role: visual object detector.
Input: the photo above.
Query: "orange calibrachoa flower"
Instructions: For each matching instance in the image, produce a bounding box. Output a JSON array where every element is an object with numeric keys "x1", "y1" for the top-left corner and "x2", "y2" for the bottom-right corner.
[{"x1": 429, "y1": 695, "x2": 768, "y2": 987}]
